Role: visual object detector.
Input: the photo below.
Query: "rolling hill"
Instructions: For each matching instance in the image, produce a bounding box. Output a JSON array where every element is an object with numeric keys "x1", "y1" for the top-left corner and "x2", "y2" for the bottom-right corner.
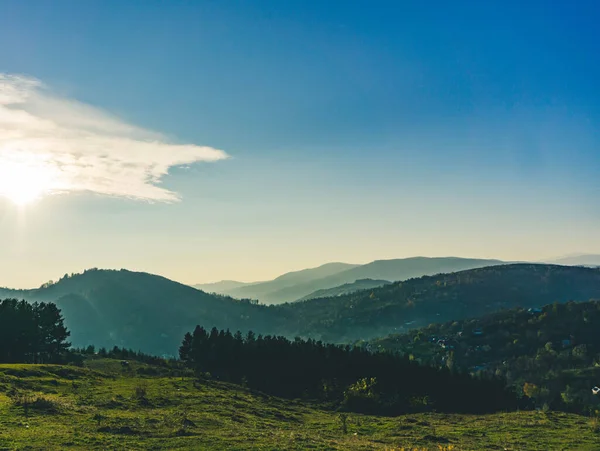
[
  {"x1": 2, "y1": 360, "x2": 598, "y2": 450},
  {"x1": 201, "y1": 262, "x2": 360, "y2": 304},
  {"x1": 203, "y1": 257, "x2": 509, "y2": 304},
  {"x1": 192, "y1": 280, "x2": 256, "y2": 293},
  {"x1": 0, "y1": 269, "x2": 279, "y2": 356},
  {"x1": 285, "y1": 257, "x2": 508, "y2": 304},
  {"x1": 3, "y1": 263, "x2": 600, "y2": 357},
  {"x1": 371, "y1": 299, "x2": 600, "y2": 413},
  {"x1": 297, "y1": 278, "x2": 391, "y2": 301},
  {"x1": 274, "y1": 264, "x2": 600, "y2": 343}
]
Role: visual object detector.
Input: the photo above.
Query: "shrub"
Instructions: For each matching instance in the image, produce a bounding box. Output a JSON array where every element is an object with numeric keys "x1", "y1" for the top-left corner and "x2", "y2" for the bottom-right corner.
[
  {"x1": 132, "y1": 382, "x2": 150, "y2": 405},
  {"x1": 341, "y1": 377, "x2": 380, "y2": 413},
  {"x1": 11, "y1": 392, "x2": 61, "y2": 415}
]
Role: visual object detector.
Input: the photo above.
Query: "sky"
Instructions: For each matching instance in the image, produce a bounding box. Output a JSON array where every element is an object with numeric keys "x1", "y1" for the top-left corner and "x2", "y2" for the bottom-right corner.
[{"x1": 0, "y1": 0, "x2": 599, "y2": 288}]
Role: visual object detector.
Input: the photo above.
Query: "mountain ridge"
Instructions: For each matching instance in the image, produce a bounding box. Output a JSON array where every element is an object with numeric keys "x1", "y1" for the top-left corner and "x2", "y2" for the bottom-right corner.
[
  {"x1": 546, "y1": 254, "x2": 600, "y2": 267},
  {"x1": 3, "y1": 263, "x2": 600, "y2": 356},
  {"x1": 297, "y1": 278, "x2": 391, "y2": 301},
  {"x1": 274, "y1": 263, "x2": 600, "y2": 342},
  {"x1": 202, "y1": 257, "x2": 509, "y2": 304},
  {"x1": 221, "y1": 262, "x2": 360, "y2": 303}
]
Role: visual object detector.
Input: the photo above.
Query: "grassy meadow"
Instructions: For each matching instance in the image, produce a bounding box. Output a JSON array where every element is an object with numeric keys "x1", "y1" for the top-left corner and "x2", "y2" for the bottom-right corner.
[{"x1": 0, "y1": 359, "x2": 598, "y2": 450}]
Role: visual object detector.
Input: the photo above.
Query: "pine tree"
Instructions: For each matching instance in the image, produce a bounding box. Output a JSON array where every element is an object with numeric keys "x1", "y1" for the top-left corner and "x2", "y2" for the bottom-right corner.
[{"x1": 179, "y1": 332, "x2": 193, "y2": 362}]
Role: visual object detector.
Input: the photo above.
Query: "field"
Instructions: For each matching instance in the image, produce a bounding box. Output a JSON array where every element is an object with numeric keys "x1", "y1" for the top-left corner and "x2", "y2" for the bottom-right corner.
[{"x1": 0, "y1": 360, "x2": 598, "y2": 450}]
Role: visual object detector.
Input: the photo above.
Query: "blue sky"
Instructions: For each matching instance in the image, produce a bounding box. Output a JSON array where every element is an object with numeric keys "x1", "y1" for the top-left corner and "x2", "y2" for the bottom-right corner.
[{"x1": 0, "y1": 0, "x2": 598, "y2": 287}]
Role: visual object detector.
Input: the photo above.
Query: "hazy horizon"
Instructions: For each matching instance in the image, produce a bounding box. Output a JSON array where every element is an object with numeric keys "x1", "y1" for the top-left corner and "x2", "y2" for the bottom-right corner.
[
  {"x1": 2, "y1": 252, "x2": 599, "y2": 290},
  {"x1": 2, "y1": 3, "x2": 600, "y2": 448},
  {"x1": 1, "y1": 1, "x2": 599, "y2": 288}
]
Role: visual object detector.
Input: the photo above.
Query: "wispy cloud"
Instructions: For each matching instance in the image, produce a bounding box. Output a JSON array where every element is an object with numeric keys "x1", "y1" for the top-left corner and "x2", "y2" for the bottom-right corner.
[{"x1": 0, "y1": 73, "x2": 228, "y2": 202}]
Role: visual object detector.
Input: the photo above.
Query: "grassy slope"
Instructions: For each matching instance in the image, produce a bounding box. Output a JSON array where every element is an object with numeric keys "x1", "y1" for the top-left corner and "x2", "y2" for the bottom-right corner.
[{"x1": 0, "y1": 361, "x2": 598, "y2": 450}]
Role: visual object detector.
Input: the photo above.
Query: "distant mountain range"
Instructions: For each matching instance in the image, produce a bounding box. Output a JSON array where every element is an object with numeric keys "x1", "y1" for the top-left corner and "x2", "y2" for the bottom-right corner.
[
  {"x1": 195, "y1": 262, "x2": 359, "y2": 304},
  {"x1": 297, "y1": 278, "x2": 391, "y2": 301},
  {"x1": 193, "y1": 280, "x2": 256, "y2": 293},
  {"x1": 546, "y1": 254, "x2": 600, "y2": 267},
  {"x1": 195, "y1": 257, "x2": 507, "y2": 304},
  {"x1": 2, "y1": 262, "x2": 600, "y2": 356}
]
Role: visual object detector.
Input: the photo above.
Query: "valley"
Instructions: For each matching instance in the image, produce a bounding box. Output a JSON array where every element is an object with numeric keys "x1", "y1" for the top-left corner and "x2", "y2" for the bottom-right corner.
[
  {"x1": 3, "y1": 263, "x2": 600, "y2": 356},
  {"x1": 2, "y1": 2, "x2": 598, "y2": 448},
  {"x1": 2, "y1": 261, "x2": 600, "y2": 450}
]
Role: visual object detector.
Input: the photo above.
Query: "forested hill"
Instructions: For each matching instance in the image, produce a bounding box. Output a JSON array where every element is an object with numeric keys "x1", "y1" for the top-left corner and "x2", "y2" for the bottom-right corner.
[
  {"x1": 0, "y1": 269, "x2": 278, "y2": 356},
  {"x1": 201, "y1": 257, "x2": 506, "y2": 304},
  {"x1": 297, "y1": 278, "x2": 391, "y2": 301},
  {"x1": 370, "y1": 300, "x2": 600, "y2": 413},
  {"x1": 269, "y1": 257, "x2": 508, "y2": 304},
  {"x1": 274, "y1": 264, "x2": 600, "y2": 343},
  {"x1": 2, "y1": 264, "x2": 600, "y2": 355}
]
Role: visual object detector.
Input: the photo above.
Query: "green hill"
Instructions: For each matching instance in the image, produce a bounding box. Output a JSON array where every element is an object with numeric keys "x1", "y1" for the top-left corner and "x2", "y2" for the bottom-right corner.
[
  {"x1": 3, "y1": 264, "x2": 600, "y2": 356},
  {"x1": 0, "y1": 269, "x2": 278, "y2": 356},
  {"x1": 0, "y1": 360, "x2": 598, "y2": 450},
  {"x1": 371, "y1": 299, "x2": 600, "y2": 413},
  {"x1": 274, "y1": 264, "x2": 600, "y2": 342}
]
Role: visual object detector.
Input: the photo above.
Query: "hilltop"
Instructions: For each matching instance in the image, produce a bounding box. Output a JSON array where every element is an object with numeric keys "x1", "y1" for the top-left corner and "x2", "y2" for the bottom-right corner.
[{"x1": 0, "y1": 269, "x2": 277, "y2": 356}]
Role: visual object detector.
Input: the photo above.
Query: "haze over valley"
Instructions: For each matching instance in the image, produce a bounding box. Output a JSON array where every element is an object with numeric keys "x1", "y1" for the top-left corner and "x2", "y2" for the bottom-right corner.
[
  {"x1": 2, "y1": 259, "x2": 600, "y2": 356},
  {"x1": 2, "y1": 1, "x2": 600, "y2": 449}
]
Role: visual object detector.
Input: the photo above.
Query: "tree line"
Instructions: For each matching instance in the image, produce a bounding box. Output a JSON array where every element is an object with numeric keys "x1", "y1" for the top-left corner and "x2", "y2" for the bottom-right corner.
[
  {"x1": 73, "y1": 344, "x2": 178, "y2": 368},
  {"x1": 179, "y1": 325, "x2": 518, "y2": 415},
  {"x1": 0, "y1": 299, "x2": 70, "y2": 364}
]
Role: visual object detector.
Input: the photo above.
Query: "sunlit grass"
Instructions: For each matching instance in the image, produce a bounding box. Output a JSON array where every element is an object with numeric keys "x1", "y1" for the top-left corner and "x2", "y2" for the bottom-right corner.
[{"x1": 0, "y1": 360, "x2": 598, "y2": 450}]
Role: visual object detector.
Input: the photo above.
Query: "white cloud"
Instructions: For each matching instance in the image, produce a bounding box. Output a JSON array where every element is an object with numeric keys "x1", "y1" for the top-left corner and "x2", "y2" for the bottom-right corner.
[{"x1": 0, "y1": 73, "x2": 229, "y2": 203}]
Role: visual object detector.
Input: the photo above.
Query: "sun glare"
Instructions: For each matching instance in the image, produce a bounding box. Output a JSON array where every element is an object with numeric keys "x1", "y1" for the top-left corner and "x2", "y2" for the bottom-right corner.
[{"x1": 0, "y1": 160, "x2": 58, "y2": 206}]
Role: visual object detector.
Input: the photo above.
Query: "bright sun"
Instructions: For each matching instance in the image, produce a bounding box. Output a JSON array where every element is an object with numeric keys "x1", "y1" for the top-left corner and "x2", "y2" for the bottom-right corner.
[{"x1": 0, "y1": 160, "x2": 58, "y2": 206}]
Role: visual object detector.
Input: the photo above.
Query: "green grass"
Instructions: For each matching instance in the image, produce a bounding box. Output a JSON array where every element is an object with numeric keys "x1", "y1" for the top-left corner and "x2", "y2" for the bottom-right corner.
[{"x1": 0, "y1": 359, "x2": 598, "y2": 450}]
